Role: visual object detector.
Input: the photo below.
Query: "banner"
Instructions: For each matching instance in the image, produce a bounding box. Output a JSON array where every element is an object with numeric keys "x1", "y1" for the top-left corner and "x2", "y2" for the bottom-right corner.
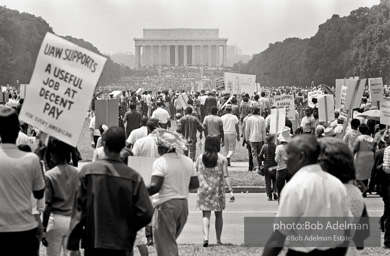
[
  {"x1": 335, "y1": 79, "x2": 344, "y2": 110},
  {"x1": 20, "y1": 84, "x2": 28, "y2": 99},
  {"x1": 308, "y1": 90, "x2": 322, "y2": 108},
  {"x1": 369, "y1": 78, "x2": 384, "y2": 103},
  {"x1": 19, "y1": 32, "x2": 107, "y2": 147},
  {"x1": 380, "y1": 98, "x2": 390, "y2": 125},
  {"x1": 340, "y1": 86, "x2": 347, "y2": 110},
  {"x1": 344, "y1": 79, "x2": 366, "y2": 111},
  {"x1": 260, "y1": 88, "x2": 271, "y2": 99},
  {"x1": 216, "y1": 77, "x2": 225, "y2": 91},
  {"x1": 274, "y1": 95, "x2": 295, "y2": 120},
  {"x1": 127, "y1": 156, "x2": 157, "y2": 187},
  {"x1": 318, "y1": 95, "x2": 335, "y2": 123},
  {"x1": 224, "y1": 72, "x2": 256, "y2": 95},
  {"x1": 95, "y1": 99, "x2": 119, "y2": 128},
  {"x1": 0, "y1": 92, "x2": 9, "y2": 103},
  {"x1": 270, "y1": 108, "x2": 286, "y2": 135},
  {"x1": 177, "y1": 93, "x2": 188, "y2": 110}
]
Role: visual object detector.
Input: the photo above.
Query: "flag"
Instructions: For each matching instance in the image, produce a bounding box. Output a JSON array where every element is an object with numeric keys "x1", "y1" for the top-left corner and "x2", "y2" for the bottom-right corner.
[{"x1": 216, "y1": 77, "x2": 225, "y2": 91}]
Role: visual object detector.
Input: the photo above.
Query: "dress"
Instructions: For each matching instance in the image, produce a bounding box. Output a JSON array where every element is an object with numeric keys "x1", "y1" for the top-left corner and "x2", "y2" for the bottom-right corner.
[
  {"x1": 354, "y1": 135, "x2": 375, "y2": 180},
  {"x1": 196, "y1": 154, "x2": 226, "y2": 211}
]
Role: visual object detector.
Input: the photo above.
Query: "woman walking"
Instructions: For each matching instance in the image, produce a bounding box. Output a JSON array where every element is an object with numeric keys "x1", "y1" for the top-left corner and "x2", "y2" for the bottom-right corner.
[
  {"x1": 353, "y1": 124, "x2": 375, "y2": 197},
  {"x1": 195, "y1": 135, "x2": 235, "y2": 247},
  {"x1": 42, "y1": 138, "x2": 79, "y2": 256},
  {"x1": 275, "y1": 127, "x2": 291, "y2": 199},
  {"x1": 259, "y1": 134, "x2": 278, "y2": 201}
]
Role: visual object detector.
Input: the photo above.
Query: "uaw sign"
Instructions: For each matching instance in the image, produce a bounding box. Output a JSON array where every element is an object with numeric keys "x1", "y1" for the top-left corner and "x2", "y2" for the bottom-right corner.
[
  {"x1": 19, "y1": 32, "x2": 107, "y2": 147},
  {"x1": 274, "y1": 95, "x2": 295, "y2": 120}
]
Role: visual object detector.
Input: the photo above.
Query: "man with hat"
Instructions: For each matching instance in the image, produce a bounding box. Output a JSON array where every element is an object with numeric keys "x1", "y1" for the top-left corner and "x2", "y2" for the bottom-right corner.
[
  {"x1": 0, "y1": 107, "x2": 45, "y2": 255},
  {"x1": 148, "y1": 129, "x2": 199, "y2": 256},
  {"x1": 221, "y1": 104, "x2": 240, "y2": 166}
]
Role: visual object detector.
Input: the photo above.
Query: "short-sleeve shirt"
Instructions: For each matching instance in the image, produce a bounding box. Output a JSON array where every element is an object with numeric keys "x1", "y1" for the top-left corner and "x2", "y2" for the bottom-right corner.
[
  {"x1": 89, "y1": 116, "x2": 100, "y2": 136},
  {"x1": 203, "y1": 115, "x2": 223, "y2": 136},
  {"x1": 127, "y1": 126, "x2": 148, "y2": 145},
  {"x1": 221, "y1": 113, "x2": 239, "y2": 134},
  {"x1": 276, "y1": 164, "x2": 352, "y2": 252},
  {"x1": 133, "y1": 135, "x2": 159, "y2": 158},
  {"x1": 151, "y1": 153, "x2": 197, "y2": 207},
  {"x1": 151, "y1": 107, "x2": 170, "y2": 124},
  {"x1": 0, "y1": 144, "x2": 45, "y2": 232},
  {"x1": 300, "y1": 115, "x2": 315, "y2": 133}
]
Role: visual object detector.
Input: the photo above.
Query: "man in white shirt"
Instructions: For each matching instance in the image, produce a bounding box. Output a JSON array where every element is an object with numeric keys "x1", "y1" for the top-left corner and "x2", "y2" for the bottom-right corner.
[
  {"x1": 263, "y1": 135, "x2": 351, "y2": 256},
  {"x1": 245, "y1": 107, "x2": 266, "y2": 172},
  {"x1": 221, "y1": 104, "x2": 240, "y2": 166},
  {"x1": 152, "y1": 101, "x2": 170, "y2": 129},
  {"x1": 89, "y1": 116, "x2": 101, "y2": 148},
  {"x1": 259, "y1": 92, "x2": 271, "y2": 116},
  {"x1": 132, "y1": 118, "x2": 160, "y2": 158},
  {"x1": 126, "y1": 117, "x2": 148, "y2": 148},
  {"x1": 145, "y1": 91, "x2": 153, "y2": 118}
]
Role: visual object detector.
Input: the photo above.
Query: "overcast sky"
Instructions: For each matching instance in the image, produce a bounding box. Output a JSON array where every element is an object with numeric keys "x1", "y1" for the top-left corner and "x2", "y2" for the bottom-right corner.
[{"x1": 1, "y1": 0, "x2": 380, "y2": 56}]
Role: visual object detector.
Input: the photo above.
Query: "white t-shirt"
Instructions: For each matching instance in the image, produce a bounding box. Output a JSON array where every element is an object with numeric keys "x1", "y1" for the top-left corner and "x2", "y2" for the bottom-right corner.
[
  {"x1": 151, "y1": 153, "x2": 197, "y2": 207},
  {"x1": 221, "y1": 113, "x2": 239, "y2": 134},
  {"x1": 151, "y1": 107, "x2": 170, "y2": 124},
  {"x1": 133, "y1": 135, "x2": 159, "y2": 158},
  {"x1": 0, "y1": 144, "x2": 45, "y2": 232},
  {"x1": 89, "y1": 116, "x2": 100, "y2": 136},
  {"x1": 276, "y1": 164, "x2": 352, "y2": 253},
  {"x1": 127, "y1": 126, "x2": 148, "y2": 145}
]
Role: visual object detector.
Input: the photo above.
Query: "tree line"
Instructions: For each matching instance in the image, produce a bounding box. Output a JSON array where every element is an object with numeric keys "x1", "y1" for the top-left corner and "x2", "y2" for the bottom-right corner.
[
  {"x1": 236, "y1": 0, "x2": 390, "y2": 87},
  {"x1": 0, "y1": 6, "x2": 131, "y2": 87}
]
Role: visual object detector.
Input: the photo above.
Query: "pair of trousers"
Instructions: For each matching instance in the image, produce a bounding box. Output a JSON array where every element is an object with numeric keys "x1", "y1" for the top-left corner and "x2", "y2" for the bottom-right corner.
[
  {"x1": 246, "y1": 142, "x2": 254, "y2": 171},
  {"x1": 224, "y1": 133, "x2": 236, "y2": 158},
  {"x1": 383, "y1": 177, "x2": 390, "y2": 247},
  {"x1": 276, "y1": 168, "x2": 288, "y2": 198},
  {"x1": 46, "y1": 214, "x2": 71, "y2": 256},
  {"x1": 154, "y1": 199, "x2": 189, "y2": 256},
  {"x1": 184, "y1": 142, "x2": 197, "y2": 161},
  {"x1": 84, "y1": 248, "x2": 127, "y2": 256},
  {"x1": 250, "y1": 141, "x2": 263, "y2": 168},
  {"x1": 265, "y1": 165, "x2": 277, "y2": 197},
  {"x1": 0, "y1": 228, "x2": 39, "y2": 256}
]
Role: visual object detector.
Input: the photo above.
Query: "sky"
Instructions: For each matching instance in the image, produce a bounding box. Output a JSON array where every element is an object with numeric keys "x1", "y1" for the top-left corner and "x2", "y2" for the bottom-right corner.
[{"x1": 0, "y1": 0, "x2": 381, "y2": 56}]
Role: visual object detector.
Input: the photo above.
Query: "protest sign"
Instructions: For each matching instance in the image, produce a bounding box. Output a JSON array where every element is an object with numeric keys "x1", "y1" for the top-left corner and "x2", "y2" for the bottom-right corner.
[
  {"x1": 177, "y1": 93, "x2": 188, "y2": 110},
  {"x1": 308, "y1": 90, "x2": 322, "y2": 108},
  {"x1": 255, "y1": 83, "x2": 261, "y2": 93},
  {"x1": 127, "y1": 156, "x2": 157, "y2": 187},
  {"x1": 1, "y1": 86, "x2": 6, "y2": 92},
  {"x1": 274, "y1": 95, "x2": 295, "y2": 120},
  {"x1": 380, "y1": 98, "x2": 390, "y2": 125},
  {"x1": 340, "y1": 86, "x2": 347, "y2": 110},
  {"x1": 19, "y1": 32, "x2": 107, "y2": 147},
  {"x1": 221, "y1": 95, "x2": 234, "y2": 110},
  {"x1": 95, "y1": 99, "x2": 119, "y2": 128},
  {"x1": 270, "y1": 108, "x2": 285, "y2": 135},
  {"x1": 18, "y1": 136, "x2": 39, "y2": 152},
  {"x1": 224, "y1": 72, "x2": 256, "y2": 95},
  {"x1": 260, "y1": 88, "x2": 271, "y2": 99},
  {"x1": 20, "y1": 84, "x2": 28, "y2": 99},
  {"x1": 0, "y1": 92, "x2": 9, "y2": 103},
  {"x1": 318, "y1": 95, "x2": 335, "y2": 124},
  {"x1": 369, "y1": 78, "x2": 384, "y2": 104},
  {"x1": 136, "y1": 88, "x2": 144, "y2": 95},
  {"x1": 344, "y1": 79, "x2": 366, "y2": 111},
  {"x1": 216, "y1": 77, "x2": 225, "y2": 91}
]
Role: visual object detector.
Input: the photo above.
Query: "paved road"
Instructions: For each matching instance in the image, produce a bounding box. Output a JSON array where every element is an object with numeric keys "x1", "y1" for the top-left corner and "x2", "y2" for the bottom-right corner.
[
  {"x1": 177, "y1": 193, "x2": 383, "y2": 246},
  {"x1": 77, "y1": 162, "x2": 384, "y2": 246}
]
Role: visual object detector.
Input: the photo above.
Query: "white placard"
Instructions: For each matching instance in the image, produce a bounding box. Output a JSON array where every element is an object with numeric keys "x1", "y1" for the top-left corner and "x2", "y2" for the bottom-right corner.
[
  {"x1": 340, "y1": 86, "x2": 347, "y2": 110},
  {"x1": 260, "y1": 88, "x2": 271, "y2": 99},
  {"x1": 308, "y1": 91, "x2": 322, "y2": 108},
  {"x1": 224, "y1": 72, "x2": 256, "y2": 95},
  {"x1": 20, "y1": 84, "x2": 28, "y2": 99},
  {"x1": 318, "y1": 95, "x2": 335, "y2": 123},
  {"x1": 369, "y1": 78, "x2": 384, "y2": 103},
  {"x1": 335, "y1": 79, "x2": 345, "y2": 110},
  {"x1": 127, "y1": 156, "x2": 157, "y2": 187},
  {"x1": 274, "y1": 95, "x2": 295, "y2": 120},
  {"x1": 344, "y1": 79, "x2": 366, "y2": 111},
  {"x1": 270, "y1": 108, "x2": 286, "y2": 134},
  {"x1": 19, "y1": 32, "x2": 107, "y2": 147},
  {"x1": 380, "y1": 98, "x2": 390, "y2": 125}
]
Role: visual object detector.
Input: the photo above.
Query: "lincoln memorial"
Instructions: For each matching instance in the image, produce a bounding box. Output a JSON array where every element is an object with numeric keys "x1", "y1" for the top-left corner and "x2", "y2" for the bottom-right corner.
[{"x1": 134, "y1": 29, "x2": 228, "y2": 67}]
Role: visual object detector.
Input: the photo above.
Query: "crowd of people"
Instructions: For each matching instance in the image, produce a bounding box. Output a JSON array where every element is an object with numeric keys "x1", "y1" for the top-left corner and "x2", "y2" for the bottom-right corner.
[{"x1": 2, "y1": 78, "x2": 390, "y2": 256}]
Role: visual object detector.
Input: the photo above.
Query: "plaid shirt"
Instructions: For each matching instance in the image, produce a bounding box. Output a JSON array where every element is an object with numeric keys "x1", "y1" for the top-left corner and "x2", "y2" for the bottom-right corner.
[{"x1": 259, "y1": 143, "x2": 277, "y2": 167}]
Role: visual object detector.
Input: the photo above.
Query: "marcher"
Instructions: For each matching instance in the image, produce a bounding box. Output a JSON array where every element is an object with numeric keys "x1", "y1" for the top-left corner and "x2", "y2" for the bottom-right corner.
[
  {"x1": 123, "y1": 102, "x2": 142, "y2": 138},
  {"x1": 203, "y1": 106, "x2": 224, "y2": 145},
  {"x1": 221, "y1": 104, "x2": 240, "y2": 166},
  {"x1": 195, "y1": 135, "x2": 234, "y2": 247},
  {"x1": 259, "y1": 134, "x2": 278, "y2": 201},
  {"x1": 42, "y1": 138, "x2": 79, "y2": 256},
  {"x1": 275, "y1": 127, "x2": 291, "y2": 199},
  {"x1": 353, "y1": 123, "x2": 375, "y2": 197},
  {"x1": 67, "y1": 127, "x2": 154, "y2": 256},
  {"x1": 176, "y1": 106, "x2": 204, "y2": 161},
  {"x1": 152, "y1": 101, "x2": 170, "y2": 129},
  {"x1": 126, "y1": 116, "x2": 149, "y2": 148},
  {"x1": 148, "y1": 129, "x2": 199, "y2": 256},
  {"x1": 263, "y1": 135, "x2": 351, "y2": 256},
  {"x1": 343, "y1": 118, "x2": 361, "y2": 150},
  {"x1": 0, "y1": 107, "x2": 45, "y2": 256}
]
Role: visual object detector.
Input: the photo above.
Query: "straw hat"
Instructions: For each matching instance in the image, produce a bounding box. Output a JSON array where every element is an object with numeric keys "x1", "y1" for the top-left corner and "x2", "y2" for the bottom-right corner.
[
  {"x1": 324, "y1": 127, "x2": 335, "y2": 137},
  {"x1": 277, "y1": 127, "x2": 291, "y2": 143}
]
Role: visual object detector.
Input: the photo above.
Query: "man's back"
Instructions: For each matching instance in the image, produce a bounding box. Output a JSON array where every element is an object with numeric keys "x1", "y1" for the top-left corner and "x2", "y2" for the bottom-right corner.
[
  {"x1": 203, "y1": 114, "x2": 223, "y2": 136},
  {"x1": 221, "y1": 113, "x2": 238, "y2": 134},
  {"x1": 68, "y1": 159, "x2": 153, "y2": 251},
  {"x1": 133, "y1": 135, "x2": 159, "y2": 158},
  {"x1": 0, "y1": 144, "x2": 44, "y2": 232}
]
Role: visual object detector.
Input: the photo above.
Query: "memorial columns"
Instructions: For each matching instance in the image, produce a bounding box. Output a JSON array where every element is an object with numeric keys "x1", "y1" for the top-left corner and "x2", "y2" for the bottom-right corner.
[
  {"x1": 223, "y1": 45, "x2": 227, "y2": 66},
  {"x1": 192, "y1": 45, "x2": 196, "y2": 65},
  {"x1": 208, "y1": 45, "x2": 211, "y2": 66},
  {"x1": 184, "y1": 45, "x2": 187, "y2": 66},
  {"x1": 216, "y1": 45, "x2": 220, "y2": 67},
  {"x1": 135, "y1": 46, "x2": 140, "y2": 67},
  {"x1": 175, "y1": 45, "x2": 178, "y2": 66},
  {"x1": 159, "y1": 45, "x2": 162, "y2": 65}
]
